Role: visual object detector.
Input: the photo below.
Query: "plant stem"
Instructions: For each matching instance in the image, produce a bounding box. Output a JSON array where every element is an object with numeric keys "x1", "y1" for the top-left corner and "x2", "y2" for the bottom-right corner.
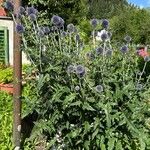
[{"x1": 137, "y1": 62, "x2": 147, "y2": 84}]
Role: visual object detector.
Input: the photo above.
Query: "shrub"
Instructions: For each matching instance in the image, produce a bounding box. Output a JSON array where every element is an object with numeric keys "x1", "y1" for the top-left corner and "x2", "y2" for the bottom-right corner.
[
  {"x1": 5, "y1": 2, "x2": 150, "y2": 149},
  {"x1": 0, "y1": 91, "x2": 13, "y2": 149},
  {"x1": 0, "y1": 67, "x2": 13, "y2": 84}
]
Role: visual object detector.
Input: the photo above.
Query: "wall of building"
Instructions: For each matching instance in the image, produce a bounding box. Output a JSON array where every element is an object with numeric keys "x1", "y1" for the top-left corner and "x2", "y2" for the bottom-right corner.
[{"x1": 0, "y1": 18, "x2": 30, "y2": 65}]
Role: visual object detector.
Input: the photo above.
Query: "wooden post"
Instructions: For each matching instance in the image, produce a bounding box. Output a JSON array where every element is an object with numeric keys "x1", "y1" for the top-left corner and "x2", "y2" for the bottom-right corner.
[{"x1": 13, "y1": 0, "x2": 22, "y2": 149}]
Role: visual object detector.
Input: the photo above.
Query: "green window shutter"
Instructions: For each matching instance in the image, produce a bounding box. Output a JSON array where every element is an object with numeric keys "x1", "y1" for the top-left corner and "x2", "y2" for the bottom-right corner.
[{"x1": 0, "y1": 27, "x2": 9, "y2": 65}]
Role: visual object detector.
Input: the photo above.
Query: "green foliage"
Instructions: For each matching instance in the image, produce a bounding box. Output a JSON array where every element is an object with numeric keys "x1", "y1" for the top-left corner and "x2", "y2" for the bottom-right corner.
[
  {"x1": 88, "y1": 0, "x2": 128, "y2": 19},
  {"x1": 110, "y1": 8, "x2": 150, "y2": 44},
  {"x1": 23, "y1": 0, "x2": 88, "y2": 24},
  {"x1": 0, "y1": 91, "x2": 13, "y2": 149},
  {"x1": 13, "y1": 8, "x2": 150, "y2": 149},
  {"x1": 0, "y1": 67, "x2": 13, "y2": 83}
]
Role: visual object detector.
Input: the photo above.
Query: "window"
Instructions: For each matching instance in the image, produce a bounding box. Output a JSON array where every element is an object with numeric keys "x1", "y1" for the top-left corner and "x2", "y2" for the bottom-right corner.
[{"x1": 0, "y1": 27, "x2": 9, "y2": 65}]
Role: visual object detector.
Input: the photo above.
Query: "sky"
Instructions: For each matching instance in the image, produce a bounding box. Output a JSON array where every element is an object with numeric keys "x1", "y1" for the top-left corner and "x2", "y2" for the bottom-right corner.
[{"x1": 128, "y1": 0, "x2": 150, "y2": 8}]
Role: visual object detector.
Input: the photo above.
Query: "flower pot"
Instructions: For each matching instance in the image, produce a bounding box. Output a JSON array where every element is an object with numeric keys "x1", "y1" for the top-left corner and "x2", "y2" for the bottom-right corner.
[{"x1": 0, "y1": 83, "x2": 13, "y2": 94}]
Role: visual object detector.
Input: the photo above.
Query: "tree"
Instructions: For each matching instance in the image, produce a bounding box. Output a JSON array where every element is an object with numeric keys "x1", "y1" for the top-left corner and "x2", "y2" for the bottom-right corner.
[
  {"x1": 110, "y1": 7, "x2": 150, "y2": 45},
  {"x1": 88, "y1": 0, "x2": 128, "y2": 19},
  {"x1": 23, "y1": 0, "x2": 88, "y2": 24}
]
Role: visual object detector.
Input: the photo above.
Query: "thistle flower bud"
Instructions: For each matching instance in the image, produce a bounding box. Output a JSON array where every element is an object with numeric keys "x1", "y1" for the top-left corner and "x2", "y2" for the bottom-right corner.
[
  {"x1": 95, "y1": 85, "x2": 103, "y2": 93},
  {"x1": 91, "y1": 19, "x2": 98, "y2": 28},
  {"x1": 15, "y1": 23, "x2": 25, "y2": 34},
  {"x1": 75, "y1": 86, "x2": 80, "y2": 91},
  {"x1": 37, "y1": 29, "x2": 45, "y2": 37},
  {"x1": 67, "y1": 65, "x2": 75, "y2": 74},
  {"x1": 61, "y1": 31, "x2": 67, "y2": 38},
  {"x1": 4, "y1": 0, "x2": 14, "y2": 11},
  {"x1": 67, "y1": 24, "x2": 75, "y2": 33},
  {"x1": 76, "y1": 65, "x2": 86, "y2": 77},
  {"x1": 75, "y1": 34, "x2": 80, "y2": 42},
  {"x1": 86, "y1": 52, "x2": 95, "y2": 60},
  {"x1": 96, "y1": 47, "x2": 103, "y2": 55},
  {"x1": 27, "y1": 6, "x2": 38, "y2": 16},
  {"x1": 106, "y1": 49, "x2": 113, "y2": 57},
  {"x1": 18, "y1": 6, "x2": 25, "y2": 14},
  {"x1": 120, "y1": 45, "x2": 128, "y2": 53},
  {"x1": 144, "y1": 56, "x2": 150, "y2": 62},
  {"x1": 136, "y1": 83, "x2": 143, "y2": 91},
  {"x1": 51, "y1": 15, "x2": 64, "y2": 26},
  {"x1": 102, "y1": 19, "x2": 109, "y2": 29},
  {"x1": 124, "y1": 35, "x2": 132, "y2": 43},
  {"x1": 44, "y1": 27, "x2": 50, "y2": 34},
  {"x1": 101, "y1": 33, "x2": 108, "y2": 41},
  {"x1": 29, "y1": 13, "x2": 37, "y2": 21}
]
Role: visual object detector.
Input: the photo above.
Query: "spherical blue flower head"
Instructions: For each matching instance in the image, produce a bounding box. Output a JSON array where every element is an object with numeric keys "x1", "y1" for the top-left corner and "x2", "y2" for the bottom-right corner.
[
  {"x1": 75, "y1": 34, "x2": 80, "y2": 42},
  {"x1": 37, "y1": 29, "x2": 45, "y2": 37},
  {"x1": 15, "y1": 23, "x2": 25, "y2": 34},
  {"x1": 51, "y1": 15, "x2": 61, "y2": 25},
  {"x1": 76, "y1": 65, "x2": 86, "y2": 77},
  {"x1": 120, "y1": 45, "x2": 128, "y2": 53},
  {"x1": 61, "y1": 31, "x2": 67, "y2": 38},
  {"x1": 144, "y1": 56, "x2": 150, "y2": 62},
  {"x1": 86, "y1": 52, "x2": 95, "y2": 60},
  {"x1": 75, "y1": 85, "x2": 80, "y2": 91},
  {"x1": 29, "y1": 13, "x2": 37, "y2": 21},
  {"x1": 67, "y1": 24, "x2": 75, "y2": 33},
  {"x1": 101, "y1": 33, "x2": 108, "y2": 41},
  {"x1": 102, "y1": 19, "x2": 109, "y2": 29},
  {"x1": 95, "y1": 85, "x2": 103, "y2": 93},
  {"x1": 136, "y1": 83, "x2": 143, "y2": 91},
  {"x1": 56, "y1": 17, "x2": 65, "y2": 28},
  {"x1": 67, "y1": 65, "x2": 75, "y2": 74},
  {"x1": 106, "y1": 49, "x2": 113, "y2": 57},
  {"x1": 96, "y1": 47, "x2": 103, "y2": 55},
  {"x1": 44, "y1": 27, "x2": 50, "y2": 34},
  {"x1": 91, "y1": 19, "x2": 98, "y2": 28},
  {"x1": 4, "y1": 0, "x2": 14, "y2": 11},
  {"x1": 124, "y1": 35, "x2": 132, "y2": 43},
  {"x1": 26, "y1": 7, "x2": 38, "y2": 16},
  {"x1": 18, "y1": 6, "x2": 25, "y2": 14}
]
